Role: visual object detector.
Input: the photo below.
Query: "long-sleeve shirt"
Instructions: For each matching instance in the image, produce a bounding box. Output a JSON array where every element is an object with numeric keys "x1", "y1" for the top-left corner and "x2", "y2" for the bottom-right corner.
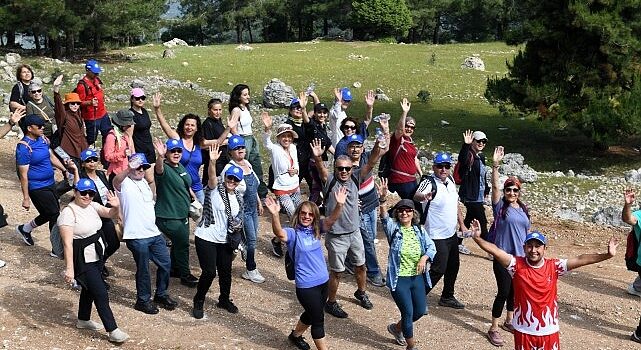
[
  {"x1": 54, "y1": 92, "x2": 88, "y2": 159},
  {"x1": 263, "y1": 131, "x2": 299, "y2": 191},
  {"x1": 103, "y1": 129, "x2": 134, "y2": 176}
]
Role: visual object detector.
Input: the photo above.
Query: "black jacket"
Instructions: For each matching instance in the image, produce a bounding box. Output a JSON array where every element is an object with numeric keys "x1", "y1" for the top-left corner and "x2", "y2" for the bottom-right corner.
[{"x1": 457, "y1": 143, "x2": 489, "y2": 202}]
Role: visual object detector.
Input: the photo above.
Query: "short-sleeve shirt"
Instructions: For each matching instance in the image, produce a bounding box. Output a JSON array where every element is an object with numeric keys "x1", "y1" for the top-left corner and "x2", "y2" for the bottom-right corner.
[
  {"x1": 131, "y1": 108, "x2": 156, "y2": 163},
  {"x1": 323, "y1": 172, "x2": 362, "y2": 234},
  {"x1": 388, "y1": 134, "x2": 418, "y2": 184},
  {"x1": 117, "y1": 177, "x2": 161, "y2": 240},
  {"x1": 416, "y1": 175, "x2": 458, "y2": 240},
  {"x1": 155, "y1": 162, "x2": 191, "y2": 219},
  {"x1": 334, "y1": 121, "x2": 369, "y2": 157},
  {"x1": 285, "y1": 227, "x2": 329, "y2": 288},
  {"x1": 508, "y1": 256, "x2": 568, "y2": 336},
  {"x1": 398, "y1": 226, "x2": 421, "y2": 276},
  {"x1": 16, "y1": 136, "x2": 55, "y2": 190},
  {"x1": 201, "y1": 117, "x2": 229, "y2": 175},
  {"x1": 180, "y1": 140, "x2": 203, "y2": 192},
  {"x1": 10, "y1": 82, "x2": 30, "y2": 109},
  {"x1": 194, "y1": 188, "x2": 240, "y2": 243},
  {"x1": 58, "y1": 202, "x2": 105, "y2": 263},
  {"x1": 25, "y1": 98, "x2": 56, "y2": 138},
  {"x1": 493, "y1": 200, "x2": 530, "y2": 256}
]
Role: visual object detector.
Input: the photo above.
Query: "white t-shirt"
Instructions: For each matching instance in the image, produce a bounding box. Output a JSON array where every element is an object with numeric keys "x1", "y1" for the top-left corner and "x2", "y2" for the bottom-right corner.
[
  {"x1": 194, "y1": 188, "x2": 240, "y2": 243},
  {"x1": 417, "y1": 175, "x2": 459, "y2": 240},
  {"x1": 117, "y1": 176, "x2": 161, "y2": 240},
  {"x1": 237, "y1": 107, "x2": 253, "y2": 136},
  {"x1": 57, "y1": 202, "x2": 105, "y2": 263}
]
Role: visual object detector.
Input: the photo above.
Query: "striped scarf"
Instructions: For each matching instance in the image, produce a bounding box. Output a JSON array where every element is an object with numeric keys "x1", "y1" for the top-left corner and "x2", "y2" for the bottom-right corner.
[{"x1": 199, "y1": 182, "x2": 243, "y2": 228}]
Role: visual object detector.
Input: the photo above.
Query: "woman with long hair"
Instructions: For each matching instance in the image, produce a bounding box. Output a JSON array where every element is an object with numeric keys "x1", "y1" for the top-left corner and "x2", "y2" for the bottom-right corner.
[
  {"x1": 378, "y1": 178, "x2": 436, "y2": 350},
  {"x1": 265, "y1": 186, "x2": 346, "y2": 350},
  {"x1": 129, "y1": 88, "x2": 156, "y2": 191},
  {"x1": 9, "y1": 64, "x2": 34, "y2": 112},
  {"x1": 103, "y1": 109, "x2": 135, "y2": 184},
  {"x1": 152, "y1": 93, "x2": 205, "y2": 203},
  {"x1": 229, "y1": 84, "x2": 268, "y2": 199},
  {"x1": 484, "y1": 146, "x2": 531, "y2": 347}
]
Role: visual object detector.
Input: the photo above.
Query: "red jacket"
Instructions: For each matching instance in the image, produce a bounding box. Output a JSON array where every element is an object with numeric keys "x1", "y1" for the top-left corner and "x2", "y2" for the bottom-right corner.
[{"x1": 76, "y1": 76, "x2": 107, "y2": 121}]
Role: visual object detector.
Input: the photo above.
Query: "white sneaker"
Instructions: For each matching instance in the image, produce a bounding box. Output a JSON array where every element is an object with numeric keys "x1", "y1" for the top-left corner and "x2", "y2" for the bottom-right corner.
[
  {"x1": 108, "y1": 328, "x2": 129, "y2": 343},
  {"x1": 0, "y1": 260, "x2": 5, "y2": 268},
  {"x1": 242, "y1": 269, "x2": 265, "y2": 284},
  {"x1": 76, "y1": 319, "x2": 103, "y2": 331},
  {"x1": 458, "y1": 244, "x2": 471, "y2": 255},
  {"x1": 628, "y1": 284, "x2": 641, "y2": 297}
]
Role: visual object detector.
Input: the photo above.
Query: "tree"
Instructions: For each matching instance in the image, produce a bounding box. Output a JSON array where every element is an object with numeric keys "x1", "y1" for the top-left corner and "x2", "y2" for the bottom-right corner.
[
  {"x1": 485, "y1": 0, "x2": 641, "y2": 147},
  {"x1": 351, "y1": 0, "x2": 412, "y2": 40}
]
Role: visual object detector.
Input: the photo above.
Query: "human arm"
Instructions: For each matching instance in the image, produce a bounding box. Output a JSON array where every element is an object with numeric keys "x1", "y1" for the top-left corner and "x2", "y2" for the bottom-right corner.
[
  {"x1": 417, "y1": 228, "x2": 436, "y2": 274},
  {"x1": 309, "y1": 91, "x2": 320, "y2": 105},
  {"x1": 622, "y1": 189, "x2": 638, "y2": 225},
  {"x1": 0, "y1": 108, "x2": 25, "y2": 138},
  {"x1": 265, "y1": 197, "x2": 287, "y2": 242},
  {"x1": 491, "y1": 146, "x2": 504, "y2": 205},
  {"x1": 299, "y1": 92, "x2": 310, "y2": 124},
  {"x1": 414, "y1": 157, "x2": 422, "y2": 177},
  {"x1": 206, "y1": 143, "x2": 221, "y2": 188},
  {"x1": 566, "y1": 236, "x2": 618, "y2": 270},
  {"x1": 49, "y1": 149, "x2": 67, "y2": 173},
  {"x1": 93, "y1": 191, "x2": 121, "y2": 219},
  {"x1": 59, "y1": 223, "x2": 75, "y2": 284},
  {"x1": 311, "y1": 138, "x2": 328, "y2": 183},
  {"x1": 457, "y1": 202, "x2": 468, "y2": 231},
  {"x1": 322, "y1": 186, "x2": 347, "y2": 231},
  {"x1": 470, "y1": 219, "x2": 512, "y2": 268},
  {"x1": 394, "y1": 98, "x2": 411, "y2": 139},
  {"x1": 153, "y1": 138, "x2": 166, "y2": 175},
  {"x1": 363, "y1": 90, "x2": 375, "y2": 127},
  {"x1": 360, "y1": 142, "x2": 385, "y2": 178},
  {"x1": 17, "y1": 165, "x2": 30, "y2": 210},
  {"x1": 152, "y1": 92, "x2": 180, "y2": 139},
  {"x1": 9, "y1": 84, "x2": 25, "y2": 112},
  {"x1": 229, "y1": 107, "x2": 241, "y2": 134},
  {"x1": 412, "y1": 177, "x2": 434, "y2": 202}
]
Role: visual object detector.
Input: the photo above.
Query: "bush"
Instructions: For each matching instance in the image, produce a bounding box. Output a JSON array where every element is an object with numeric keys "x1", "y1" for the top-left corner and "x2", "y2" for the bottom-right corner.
[
  {"x1": 416, "y1": 90, "x2": 431, "y2": 103},
  {"x1": 351, "y1": 0, "x2": 412, "y2": 40}
]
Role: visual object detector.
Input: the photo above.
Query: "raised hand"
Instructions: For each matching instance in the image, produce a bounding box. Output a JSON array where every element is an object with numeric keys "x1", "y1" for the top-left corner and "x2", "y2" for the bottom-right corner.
[
  {"x1": 463, "y1": 129, "x2": 473, "y2": 144},
  {"x1": 261, "y1": 111, "x2": 272, "y2": 130},
  {"x1": 208, "y1": 143, "x2": 221, "y2": 161},
  {"x1": 607, "y1": 235, "x2": 619, "y2": 257},
  {"x1": 298, "y1": 91, "x2": 308, "y2": 107},
  {"x1": 227, "y1": 112, "x2": 239, "y2": 130},
  {"x1": 365, "y1": 90, "x2": 375, "y2": 107},
  {"x1": 53, "y1": 74, "x2": 63, "y2": 87},
  {"x1": 334, "y1": 87, "x2": 342, "y2": 102},
  {"x1": 152, "y1": 92, "x2": 162, "y2": 109},
  {"x1": 65, "y1": 159, "x2": 77, "y2": 172},
  {"x1": 493, "y1": 146, "x2": 504, "y2": 164},
  {"x1": 10, "y1": 108, "x2": 26, "y2": 125},
  {"x1": 376, "y1": 177, "x2": 388, "y2": 198},
  {"x1": 264, "y1": 196, "x2": 281, "y2": 215},
  {"x1": 625, "y1": 188, "x2": 636, "y2": 205},
  {"x1": 152, "y1": 138, "x2": 166, "y2": 157},
  {"x1": 334, "y1": 185, "x2": 348, "y2": 205},
  {"x1": 470, "y1": 219, "x2": 482, "y2": 238},
  {"x1": 106, "y1": 190, "x2": 120, "y2": 208},
  {"x1": 310, "y1": 138, "x2": 324, "y2": 158},
  {"x1": 400, "y1": 98, "x2": 411, "y2": 113}
]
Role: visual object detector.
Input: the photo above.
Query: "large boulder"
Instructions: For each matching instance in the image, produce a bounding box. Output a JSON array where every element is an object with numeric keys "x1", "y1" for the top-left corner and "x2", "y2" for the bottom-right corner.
[
  {"x1": 556, "y1": 208, "x2": 583, "y2": 223},
  {"x1": 162, "y1": 49, "x2": 176, "y2": 59},
  {"x1": 263, "y1": 79, "x2": 296, "y2": 108},
  {"x1": 499, "y1": 153, "x2": 538, "y2": 182},
  {"x1": 5, "y1": 53, "x2": 21, "y2": 65},
  {"x1": 163, "y1": 38, "x2": 188, "y2": 48},
  {"x1": 592, "y1": 206, "x2": 626, "y2": 227},
  {"x1": 624, "y1": 168, "x2": 641, "y2": 183},
  {"x1": 461, "y1": 55, "x2": 485, "y2": 71}
]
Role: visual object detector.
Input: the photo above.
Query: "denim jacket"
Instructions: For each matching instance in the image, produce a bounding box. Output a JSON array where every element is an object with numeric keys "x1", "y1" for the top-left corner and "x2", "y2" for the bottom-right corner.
[{"x1": 382, "y1": 215, "x2": 437, "y2": 291}]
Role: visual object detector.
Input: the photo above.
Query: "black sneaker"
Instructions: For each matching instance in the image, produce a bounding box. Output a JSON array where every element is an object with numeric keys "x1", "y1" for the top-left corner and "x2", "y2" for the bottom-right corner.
[
  {"x1": 153, "y1": 295, "x2": 178, "y2": 310},
  {"x1": 134, "y1": 301, "x2": 159, "y2": 315},
  {"x1": 354, "y1": 290, "x2": 373, "y2": 310},
  {"x1": 271, "y1": 238, "x2": 283, "y2": 258},
  {"x1": 288, "y1": 331, "x2": 311, "y2": 350},
  {"x1": 367, "y1": 274, "x2": 386, "y2": 287},
  {"x1": 216, "y1": 299, "x2": 238, "y2": 314},
  {"x1": 16, "y1": 225, "x2": 34, "y2": 246},
  {"x1": 180, "y1": 273, "x2": 199, "y2": 288},
  {"x1": 193, "y1": 299, "x2": 204, "y2": 319},
  {"x1": 439, "y1": 296, "x2": 465, "y2": 309},
  {"x1": 631, "y1": 330, "x2": 641, "y2": 344},
  {"x1": 324, "y1": 301, "x2": 348, "y2": 318}
]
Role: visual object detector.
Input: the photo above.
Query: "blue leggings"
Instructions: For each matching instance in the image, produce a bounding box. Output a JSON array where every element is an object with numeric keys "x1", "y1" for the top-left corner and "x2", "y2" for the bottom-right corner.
[{"x1": 390, "y1": 275, "x2": 426, "y2": 338}]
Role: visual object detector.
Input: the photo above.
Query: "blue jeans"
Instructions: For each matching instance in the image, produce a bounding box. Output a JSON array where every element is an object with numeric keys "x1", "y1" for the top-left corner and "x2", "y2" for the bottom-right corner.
[
  {"x1": 243, "y1": 173, "x2": 259, "y2": 271},
  {"x1": 360, "y1": 208, "x2": 381, "y2": 277},
  {"x1": 126, "y1": 235, "x2": 171, "y2": 304},
  {"x1": 84, "y1": 113, "x2": 113, "y2": 146},
  {"x1": 242, "y1": 135, "x2": 268, "y2": 198},
  {"x1": 390, "y1": 275, "x2": 427, "y2": 339}
]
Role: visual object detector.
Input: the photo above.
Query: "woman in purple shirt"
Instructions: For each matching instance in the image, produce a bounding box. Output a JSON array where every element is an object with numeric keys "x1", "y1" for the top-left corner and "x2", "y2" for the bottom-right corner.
[{"x1": 265, "y1": 187, "x2": 346, "y2": 350}]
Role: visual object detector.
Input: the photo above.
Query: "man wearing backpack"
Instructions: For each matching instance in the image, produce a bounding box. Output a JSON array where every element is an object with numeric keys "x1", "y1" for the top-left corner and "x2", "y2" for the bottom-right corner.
[
  {"x1": 76, "y1": 59, "x2": 112, "y2": 146},
  {"x1": 457, "y1": 130, "x2": 490, "y2": 254},
  {"x1": 414, "y1": 152, "x2": 468, "y2": 309},
  {"x1": 25, "y1": 80, "x2": 56, "y2": 141}
]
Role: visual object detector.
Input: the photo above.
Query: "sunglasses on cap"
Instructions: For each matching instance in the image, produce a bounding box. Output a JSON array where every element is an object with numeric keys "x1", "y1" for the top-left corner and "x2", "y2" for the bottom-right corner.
[
  {"x1": 78, "y1": 190, "x2": 96, "y2": 197},
  {"x1": 84, "y1": 157, "x2": 99, "y2": 163},
  {"x1": 30, "y1": 89, "x2": 42, "y2": 94},
  {"x1": 504, "y1": 187, "x2": 520, "y2": 193},
  {"x1": 435, "y1": 163, "x2": 451, "y2": 169},
  {"x1": 335, "y1": 166, "x2": 352, "y2": 172},
  {"x1": 134, "y1": 96, "x2": 146, "y2": 101}
]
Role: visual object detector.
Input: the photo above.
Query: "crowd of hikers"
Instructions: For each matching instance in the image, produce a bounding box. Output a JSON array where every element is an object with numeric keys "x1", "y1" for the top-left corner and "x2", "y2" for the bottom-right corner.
[{"x1": 0, "y1": 59, "x2": 638, "y2": 349}]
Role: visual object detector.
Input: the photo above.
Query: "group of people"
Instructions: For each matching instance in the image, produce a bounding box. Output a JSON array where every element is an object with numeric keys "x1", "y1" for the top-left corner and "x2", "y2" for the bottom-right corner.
[{"x1": 0, "y1": 59, "x2": 634, "y2": 350}]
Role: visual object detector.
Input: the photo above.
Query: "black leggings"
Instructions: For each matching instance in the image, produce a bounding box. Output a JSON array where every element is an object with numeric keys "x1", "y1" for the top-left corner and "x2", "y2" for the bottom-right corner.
[
  {"x1": 463, "y1": 202, "x2": 488, "y2": 243},
  {"x1": 77, "y1": 262, "x2": 118, "y2": 332},
  {"x1": 296, "y1": 282, "x2": 328, "y2": 339},
  {"x1": 29, "y1": 184, "x2": 60, "y2": 231},
  {"x1": 492, "y1": 259, "x2": 514, "y2": 318},
  {"x1": 194, "y1": 237, "x2": 233, "y2": 303}
]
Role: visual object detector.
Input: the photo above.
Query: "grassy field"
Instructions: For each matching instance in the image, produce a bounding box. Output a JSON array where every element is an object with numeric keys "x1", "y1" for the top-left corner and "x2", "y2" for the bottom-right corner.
[{"x1": 9, "y1": 41, "x2": 641, "y2": 173}]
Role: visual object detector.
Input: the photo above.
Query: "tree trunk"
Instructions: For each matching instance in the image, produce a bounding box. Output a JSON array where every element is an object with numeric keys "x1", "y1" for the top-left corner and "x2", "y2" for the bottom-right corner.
[
  {"x1": 93, "y1": 31, "x2": 100, "y2": 53},
  {"x1": 236, "y1": 24, "x2": 242, "y2": 43},
  {"x1": 247, "y1": 20, "x2": 253, "y2": 43},
  {"x1": 65, "y1": 32, "x2": 75, "y2": 58},
  {"x1": 49, "y1": 36, "x2": 61, "y2": 59},
  {"x1": 6, "y1": 31, "x2": 15, "y2": 47},
  {"x1": 323, "y1": 18, "x2": 329, "y2": 36},
  {"x1": 432, "y1": 12, "x2": 441, "y2": 44},
  {"x1": 34, "y1": 30, "x2": 41, "y2": 55}
]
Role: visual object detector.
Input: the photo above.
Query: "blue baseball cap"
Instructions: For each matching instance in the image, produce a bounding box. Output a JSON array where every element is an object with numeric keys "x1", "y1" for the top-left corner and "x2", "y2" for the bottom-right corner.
[
  {"x1": 228, "y1": 135, "x2": 245, "y2": 150},
  {"x1": 346, "y1": 134, "x2": 364, "y2": 145},
  {"x1": 433, "y1": 152, "x2": 452, "y2": 165},
  {"x1": 85, "y1": 59, "x2": 102, "y2": 74},
  {"x1": 341, "y1": 87, "x2": 352, "y2": 101},
  {"x1": 80, "y1": 148, "x2": 99, "y2": 162},
  {"x1": 75, "y1": 178, "x2": 96, "y2": 192},
  {"x1": 24, "y1": 114, "x2": 45, "y2": 127},
  {"x1": 289, "y1": 98, "x2": 301, "y2": 108},
  {"x1": 165, "y1": 138, "x2": 182, "y2": 151},
  {"x1": 525, "y1": 231, "x2": 547, "y2": 245},
  {"x1": 225, "y1": 165, "x2": 243, "y2": 181}
]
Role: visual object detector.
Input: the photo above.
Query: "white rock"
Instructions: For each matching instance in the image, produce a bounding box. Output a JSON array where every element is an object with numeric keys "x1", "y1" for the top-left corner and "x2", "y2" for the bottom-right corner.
[
  {"x1": 235, "y1": 44, "x2": 253, "y2": 51},
  {"x1": 353, "y1": 82, "x2": 362, "y2": 88},
  {"x1": 5, "y1": 53, "x2": 20, "y2": 65},
  {"x1": 461, "y1": 56, "x2": 485, "y2": 71}
]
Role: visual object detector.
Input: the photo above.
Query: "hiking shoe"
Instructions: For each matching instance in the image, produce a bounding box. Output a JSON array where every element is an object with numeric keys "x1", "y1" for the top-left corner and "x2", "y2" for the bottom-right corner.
[
  {"x1": 367, "y1": 274, "x2": 386, "y2": 287},
  {"x1": 487, "y1": 330, "x2": 505, "y2": 347},
  {"x1": 193, "y1": 299, "x2": 205, "y2": 319},
  {"x1": 387, "y1": 323, "x2": 406, "y2": 346},
  {"x1": 325, "y1": 301, "x2": 348, "y2": 318},
  {"x1": 0, "y1": 260, "x2": 5, "y2": 268},
  {"x1": 216, "y1": 299, "x2": 239, "y2": 314},
  {"x1": 49, "y1": 250, "x2": 62, "y2": 259},
  {"x1": 271, "y1": 238, "x2": 283, "y2": 258},
  {"x1": 631, "y1": 330, "x2": 641, "y2": 344},
  {"x1": 500, "y1": 321, "x2": 515, "y2": 333},
  {"x1": 16, "y1": 225, "x2": 34, "y2": 246},
  {"x1": 242, "y1": 269, "x2": 266, "y2": 284},
  {"x1": 288, "y1": 331, "x2": 311, "y2": 350},
  {"x1": 76, "y1": 319, "x2": 103, "y2": 331},
  {"x1": 108, "y1": 328, "x2": 129, "y2": 343},
  {"x1": 134, "y1": 301, "x2": 159, "y2": 315},
  {"x1": 354, "y1": 290, "x2": 373, "y2": 310},
  {"x1": 458, "y1": 244, "x2": 471, "y2": 255},
  {"x1": 439, "y1": 296, "x2": 465, "y2": 309},
  {"x1": 153, "y1": 295, "x2": 178, "y2": 310},
  {"x1": 628, "y1": 284, "x2": 641, "y2": 297},
  {"x1": 180, "y1": 273, "x2": 199, "y2": 288}
]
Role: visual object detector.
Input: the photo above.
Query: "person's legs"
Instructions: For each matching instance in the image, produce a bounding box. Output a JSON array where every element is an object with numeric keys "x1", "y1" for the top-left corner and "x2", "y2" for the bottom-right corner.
[
  {"x1": 491, "y1": 259, "x2": 512, "y2": 330},
  {"x1": 82, "y1": 263, "x2": 118, "y2": 332},
  {"x1": 126, "y1": 238, "x2": 152, "y2": 303},
  {"x1": 390, "y1": 277, "x2": 414, "y2": 338},
  {"x1": 308, "y1": 160, "x2": 322, "y2": 205},
  {"x1": 277, "y1": 193, "x2": 297, "y2": 219},
  {"x1": 407, "y1": 275, "x2": 427, "y2": 349},
  {"x1": 244, "y1": 136, "x2": 268, "y2": 198},
  {"x1": 156, "y1": 218, "x2": 191, "y2": 277},
  {"x1": 426, "y1": 238, "x2": 448, "y2": 294},
  {"x1": 84, "y1": 119, "x2": 98, "y2": 146},
  {"x1": 464, "y1": 202, "x2": 488, "y2": 240},
  {"x1": 98, "y1": 114, "x2": 113, "y2": 142},
  {"x1": 360, "y1": 209, "x2": 381, "y2": 279},
  {"x1": 325, "y1": 233, "x2": 350, "y2": 303},
  {"x1": 148, "y1": 235, "x2": 171, "y2": 298},
  {"x1": 194, "y1": 237, "x2": 218, "y2": 302},
  {"x1": 27, "y1": 185, "x2": 59, "y2": 230},
  {"x1": 215, "y1": 243, "x2": 233, "y2": 303},
  {"x1": 243, "y1": 208, "x2": 258, "y2": 271},
  {"x1": 388, "y1": 181, "x2": 417, "y2": 200},
  {"x1": 441, "y1": 234, "x2": 460, "y2": 299}
]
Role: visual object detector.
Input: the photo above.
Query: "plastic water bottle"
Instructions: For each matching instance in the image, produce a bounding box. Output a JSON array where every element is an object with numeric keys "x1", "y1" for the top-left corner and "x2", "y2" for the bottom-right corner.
[
  {"x1": 457, "y1": 230, "x2": 473, "y2": 238},
  {"x1": 373, "y1": 113, "x2": 390, "y2": 123},
  {"x1": 306, "y1": 83, "x2": 315, "y2": 96},
  {"x1": 375, "y1": 127, "x2": 387, "y2": 148}
]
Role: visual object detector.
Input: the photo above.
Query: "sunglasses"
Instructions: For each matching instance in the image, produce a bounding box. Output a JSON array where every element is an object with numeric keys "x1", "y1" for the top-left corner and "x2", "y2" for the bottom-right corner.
[
  {"x1": 78, "y1": 190, "x2": 96, "y2": 197},
  {"x1": 398, "y1": 208, "x2": 413, "y2": 214},
  {"x1": 232, "y1": 146, "x2": 246, "y2": 150},
  {"x1": 134, "y1": 96, "x2": 146, "y2": 101},
  {"x1": 342, "y1": 125, "x2": 357, "y2": 131},
  {"x1": 300, "y1": 210, "x2": 314, "y2": 218},
  {"x1": 504, "y1": 187, "x2": 520, "y2": 193},
  {"x1": 435, "y1": 163, "x2": 451, "y2": 169},
  {"x1": 84, "y1": 157, "x2": 99, "y2": 163},
  {"x1": 169, "y1": 148, "x2": 183, "y2": 154},
  {"x1": 68, "y1": 102, "x2": 81, "y2": 106},
  {"x1": 30, "y1": 89, "x2": 42, "y2": 94},
  {"x1": 405, "y1": 124, "x2": 415, "y2": 130},
  {"x1": 226, "y1": 175, "x2": 241, "y2": 182},
  {"x1": 136, "y1": 165, "x2": 147, "y2": 171},
  {"x1": 335, "y1": 166, "x2": 352, "y2": 172},
  {"x1": 475, "y1": 139, "x2": 488, "y2": 144}
]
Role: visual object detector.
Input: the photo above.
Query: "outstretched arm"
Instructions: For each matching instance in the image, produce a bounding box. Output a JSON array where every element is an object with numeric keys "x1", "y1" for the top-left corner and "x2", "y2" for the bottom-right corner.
[
  {"x1": 623, "y1": 189, "x2": 638, "y2": 226},
  {"x1": 492, "y1": 146, "x2": 504, "y2": 205},
  {"x1": 152, "y1": 92, "x2": 180, "y2": 140},
  {"x1": 394, "y1": 98, "x2": 410, "y2": 139},
  {"x1": 311, "y1": 138, "x2": 328, "y2": 183},
  {"x1": 153, "y1": 138, "x2": 166, "y2": 176},
  {"x1": 265, "y1": 197, "x2": 287, "y2": 242},
  {"x1": 363, "y1": 90, "x2": 375, "y2": 127},
  {"x1": 207, "y1": 144, "x2": 221, "y2": 188},
  {"x1": 0, "y1": 108, "x2": 25, "y2": 138},
  {"x1": 470, "y1": 219, "x2": 512, "y2": 268},
  {"x1": 566, "y1": 236, "x2": 617, "y2": 270}
]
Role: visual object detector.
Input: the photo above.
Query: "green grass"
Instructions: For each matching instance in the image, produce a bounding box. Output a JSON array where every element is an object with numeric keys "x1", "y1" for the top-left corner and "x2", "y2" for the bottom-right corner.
[{"x1": 9, "y1": 41, "x2": 641, "y2": 173}]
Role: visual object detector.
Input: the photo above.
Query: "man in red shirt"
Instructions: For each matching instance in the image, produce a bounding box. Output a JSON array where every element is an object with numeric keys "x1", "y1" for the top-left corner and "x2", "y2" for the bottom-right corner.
[
  {"x1": 470, "y1": 220, "x2": 617, "y2": 349},
  {"x1": 77, "y1": 59, "x2": 112, "y2": 146}
]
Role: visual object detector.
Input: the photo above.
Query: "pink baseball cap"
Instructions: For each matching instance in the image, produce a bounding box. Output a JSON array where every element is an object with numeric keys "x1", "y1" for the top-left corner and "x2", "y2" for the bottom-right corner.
[{"x1": 131, "y1": 87, "x2": 145, "y2": 97}]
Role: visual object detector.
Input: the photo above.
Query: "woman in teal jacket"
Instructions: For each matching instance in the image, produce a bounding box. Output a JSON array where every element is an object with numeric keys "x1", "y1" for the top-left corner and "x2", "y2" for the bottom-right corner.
[{"x1": 378, "y1": 178, "x2": 436, "y2": 350}]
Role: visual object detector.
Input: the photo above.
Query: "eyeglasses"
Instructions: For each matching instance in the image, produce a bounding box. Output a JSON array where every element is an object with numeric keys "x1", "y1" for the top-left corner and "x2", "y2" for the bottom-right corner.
[
  {"x1": 398, "y1": 208, "x2": 413, "y2": 214},
  {"x1": 169, "y1": 148, "x2": 183, "y2": 154},
  {"x1": 342, "y1": 125, "x2": 357, "y2": 131},
  {"x1": 134, "y1": 96, "x2": 146, "y2": 101},
  {"x1": 78, "y1": 190, "x2": 96, "y2": 197},
  {"x1": 504, "y1": 187, "x2": 520, "y2": 193},
  {"x1": 30, "y1": 89, "x2": 42, "y2": 94},
  {"x1": 84, "y1": 157, "x2": 99, "y2": 163},
  {"x1": 335, "y1": 166, "x2": 352, "y2": 172},
  {"x1": 435, "y1": 163, "x2": 451, "y2": 169},
  {"x1": 226, "y1": 175, "x2": 241, "y2": 182},
  {"x1": 232, "y1": 146, "x2": 246, "y2": 150},
  {"x1": 405, "y1": 124, "x2": 415, "y2": 130},
  {"x1": 300, "y1": 210, "x2": 314, "y2": 218},
  {"x1": 68, "y1": 102, "x2": 80, "y2": 106},
  {"x1": 475, "y1": 139, "x2": 488, "y2": 144}
]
